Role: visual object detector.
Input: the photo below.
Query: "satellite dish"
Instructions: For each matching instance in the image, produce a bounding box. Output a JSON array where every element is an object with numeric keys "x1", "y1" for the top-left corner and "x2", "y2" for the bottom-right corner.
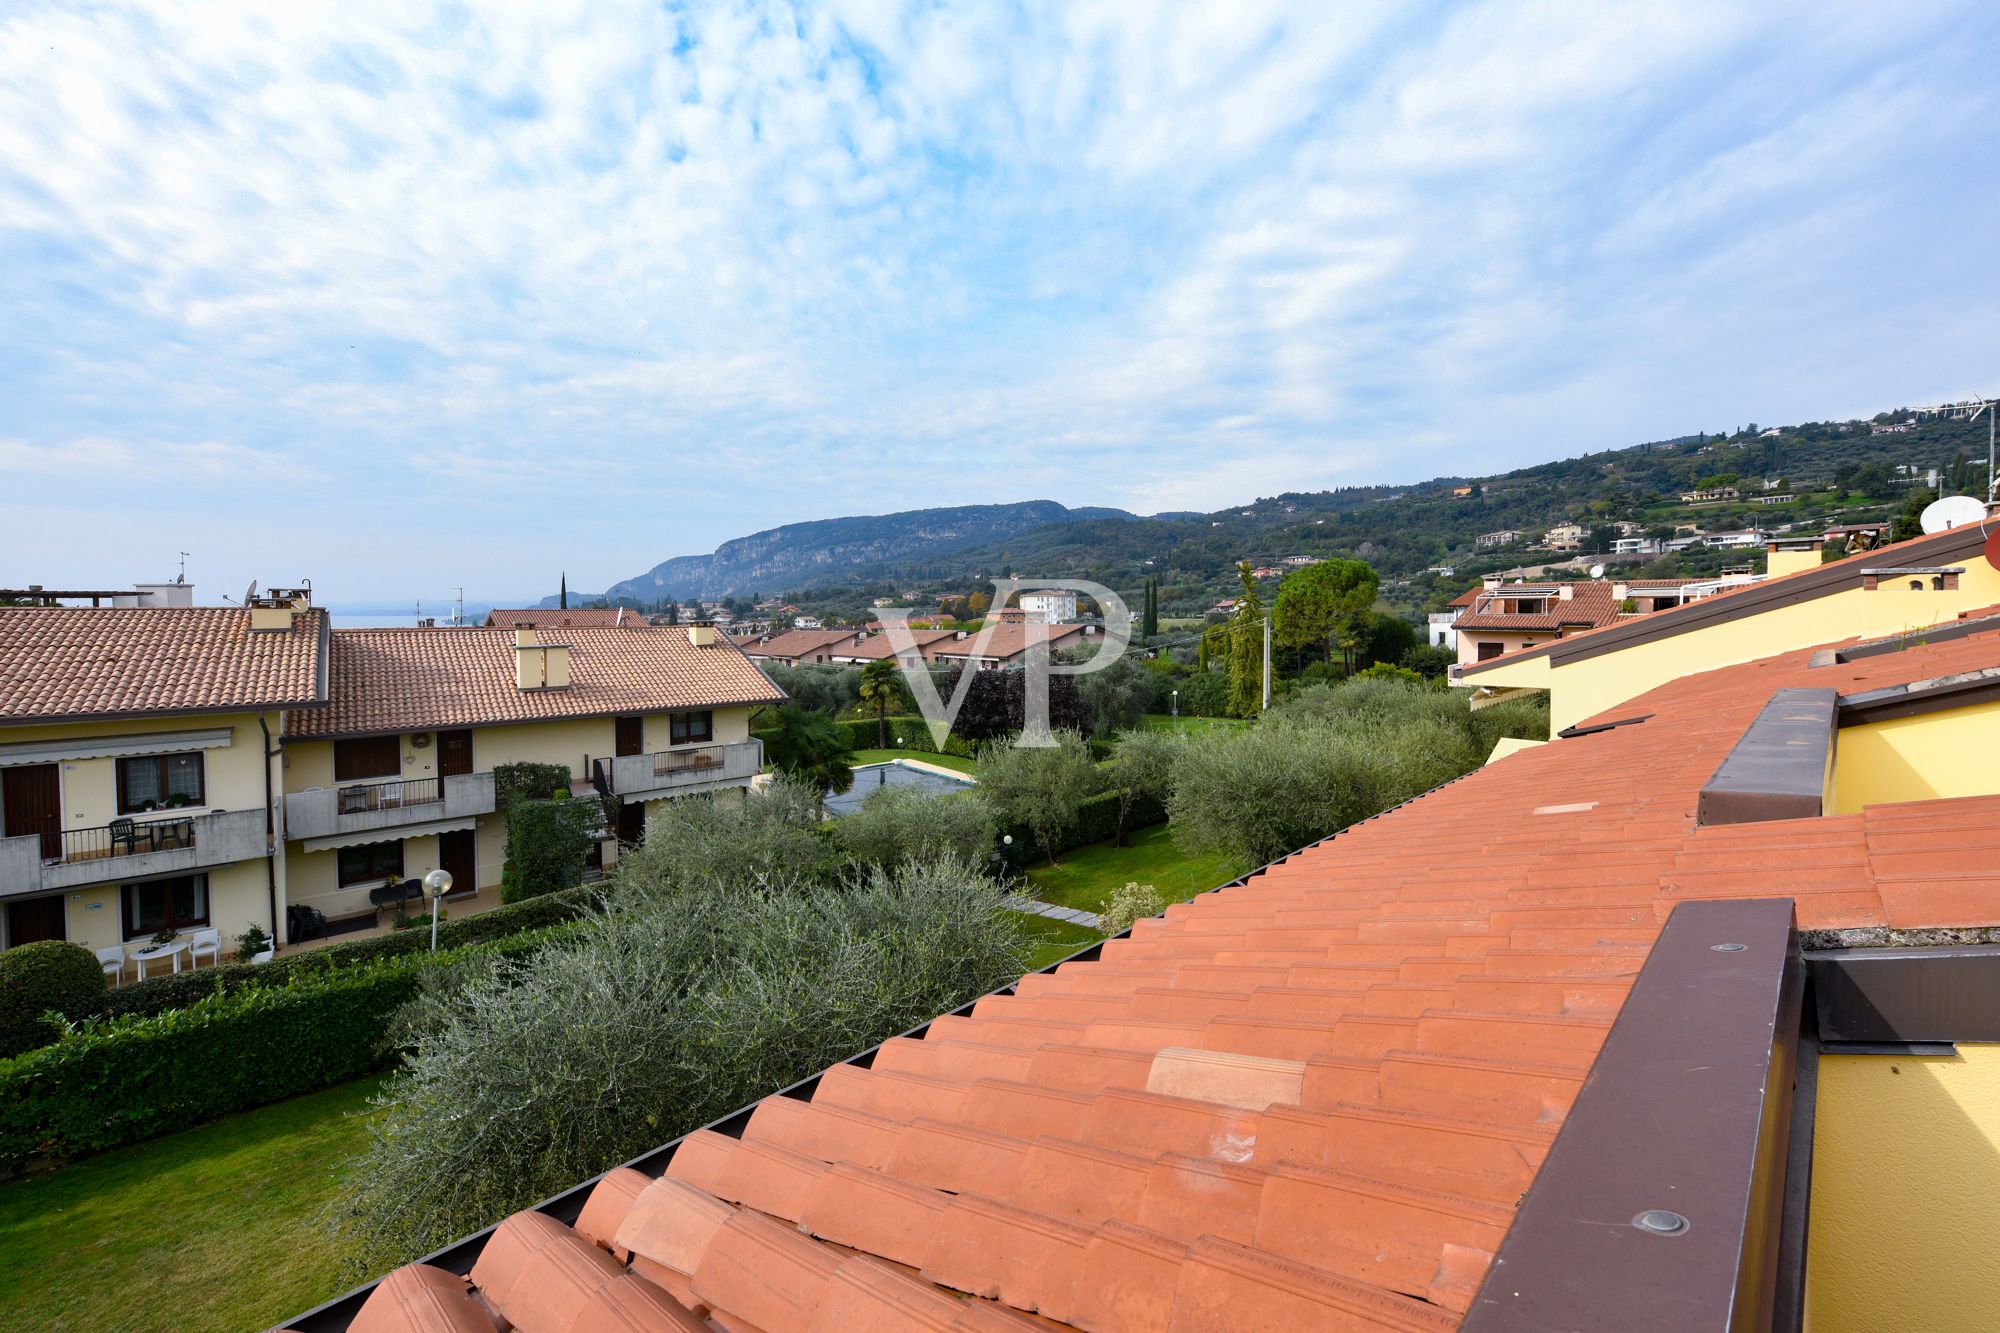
[
  {"x1": 242, "y1": 579, "x2": 258, "y2": 606},
  {"x1": 1588, "y1": 564, "x2": 1605, "y2": 579},
  {"x1": 1920, "y1": 495, "x2": 1987, "y2": 534}
]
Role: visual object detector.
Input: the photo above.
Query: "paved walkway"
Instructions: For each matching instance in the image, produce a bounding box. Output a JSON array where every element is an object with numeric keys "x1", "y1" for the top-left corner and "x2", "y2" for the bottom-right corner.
[{"x1": 1001, "y1": 894, "x2": 1102, "y2": 929}]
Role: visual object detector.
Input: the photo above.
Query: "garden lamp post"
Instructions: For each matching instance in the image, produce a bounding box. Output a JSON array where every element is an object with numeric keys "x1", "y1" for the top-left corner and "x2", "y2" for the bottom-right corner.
[
  {"x1": 423, "y1": 868, "x2": 453, "y2": 952},
  {"x1": 1171, "y1": 689, "x2": 1179, "y2": 730}
]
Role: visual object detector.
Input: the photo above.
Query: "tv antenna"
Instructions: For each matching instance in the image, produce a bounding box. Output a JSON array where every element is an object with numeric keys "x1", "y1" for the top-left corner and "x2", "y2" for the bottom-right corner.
[{"x1": 176, "y1": 552, "x2": 189, "y2": 585}]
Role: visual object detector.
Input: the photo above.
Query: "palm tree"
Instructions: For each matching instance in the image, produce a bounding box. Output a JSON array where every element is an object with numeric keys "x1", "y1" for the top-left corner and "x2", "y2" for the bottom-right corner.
[
  {"x1": 763, "y1": 705, "x2": 855, "y2": 813},
  {"x1": 857, "y1": 658, "x2": 907, "y2": 748}
]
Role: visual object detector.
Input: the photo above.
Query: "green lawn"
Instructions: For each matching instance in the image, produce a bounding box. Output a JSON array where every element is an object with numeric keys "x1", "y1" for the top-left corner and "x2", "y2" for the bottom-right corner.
[
  {"x1": 848, "y1": 748, "x2": 979, "y2": 775},
  {"x1": 1008, "y1": 912, "x2": 1104, "y2": 971},
  {"x1": 0, "y1": 1076, "x2": 387, "y2": 1333},
  {"x1": 1136, "y1": 713, "x2": 1251, "y2": 735},
  {"x1": 1024, "y1": 823, "x2": 1245, "y2": 914}
]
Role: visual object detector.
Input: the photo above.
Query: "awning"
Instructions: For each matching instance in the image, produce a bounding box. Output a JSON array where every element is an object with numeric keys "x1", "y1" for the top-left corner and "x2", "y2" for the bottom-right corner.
[
  {"x1": 0, "y1": 726, "x2": 236, "y2": 768},
  {"x1": 302, "y1": 816, "x2": 478, "y2": 854}
]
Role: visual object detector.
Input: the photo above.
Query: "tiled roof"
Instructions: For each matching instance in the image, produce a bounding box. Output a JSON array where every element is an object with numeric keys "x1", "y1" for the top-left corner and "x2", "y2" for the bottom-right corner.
[
  {"x1": 933, "y1": 623, "x2": 1089, "y2": 662},
  {"x1": 833, "y1": 630, "x2": 959, "y2": 660},
  {"x1": 483, "y1": 608, "x2": 632, "y2": 629},
  {"x1": 285, "y1": 626, "x2": 783, "y2": 739},
  {"x1": 330, "y1": 624, "x2": 2000, "y2": 1332},
  {"x1": 1453, "y1": 581, "x2": 1621, "y2": 632},
  {"x1": 0, "y1": 607, "x2": 326, "y2": 723},
  {"x1": 742, "y1": 630, "x2": 866, "y2": 661}
]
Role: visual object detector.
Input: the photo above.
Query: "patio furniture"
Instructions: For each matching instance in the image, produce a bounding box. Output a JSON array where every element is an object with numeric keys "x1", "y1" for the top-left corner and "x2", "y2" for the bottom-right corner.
[
  {"x1": 96, "y1": 945, "x2": 126, "y2": 985},
  {"x1": 108, "y1": 817, "x2": 143, "y2": 856},
  {"x1": 369, "y1": 879, "x2": 423, "y2": 922},
  {"x1": 154, "y1": 817, "x2": 194, "y2": 850},
  {"x1": 188, "y1": 927, "x2": 222, "y2": 968},
  {"x1": 287, "y1": 903, "x2": 328, "y2": 943},
  {"x1": 128, "y1": 938, "x2": 189, "y2": 980}
]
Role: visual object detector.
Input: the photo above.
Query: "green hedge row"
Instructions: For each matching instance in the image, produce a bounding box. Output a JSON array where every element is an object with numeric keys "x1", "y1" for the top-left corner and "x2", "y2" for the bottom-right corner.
[
  {"x1": 0, "y1": 927, "x2": 568, "y2": 1170},
  {"x1": 75, "y1": 884, "x2": 600, "y2": 1029},
  {"x1": 997, "y1": 789, "x2": 1167, "y2": 870}
]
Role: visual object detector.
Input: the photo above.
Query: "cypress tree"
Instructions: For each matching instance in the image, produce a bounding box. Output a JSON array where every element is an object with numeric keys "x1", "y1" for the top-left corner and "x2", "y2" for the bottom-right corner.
[{"x1": 559, "y1": 573, "x2": 568, "y2": 610}]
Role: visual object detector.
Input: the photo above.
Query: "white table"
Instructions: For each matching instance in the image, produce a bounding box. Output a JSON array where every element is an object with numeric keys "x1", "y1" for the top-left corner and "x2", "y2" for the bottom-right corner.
[{"x1": 128, "y1": 938, "x2": 190, "y2": 980}]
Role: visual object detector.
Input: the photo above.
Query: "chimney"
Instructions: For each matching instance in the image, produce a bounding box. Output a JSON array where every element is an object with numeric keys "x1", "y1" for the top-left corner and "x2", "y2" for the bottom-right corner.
[
  {"x1": 1558, "y1": 585, "x2": 1575, "y2": 601},
  {"x1": 1483, "y1": 576, "x2": 1502, "y2": 590},
  {"x1": 687, "y1": 620, "x2": 717, "y2": 648},
  {"x1": 1611, "y1": 582, "x2": 1629, "y2": 601},
  {"x1": 249, "y1": 586, "x2": 311, "y2": 632},
  {"x1": 1766, "y1": 537, "x2": 1824, "y2": 579},
  {"x1": 515, "y1": 626, "x2": 571, "y2": 691}
]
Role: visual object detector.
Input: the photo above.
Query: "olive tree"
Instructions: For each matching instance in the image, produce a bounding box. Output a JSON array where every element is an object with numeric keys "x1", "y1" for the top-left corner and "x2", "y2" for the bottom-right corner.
[{"x1": 975, "y1": 731, "x2": 1104, "y2": 866}]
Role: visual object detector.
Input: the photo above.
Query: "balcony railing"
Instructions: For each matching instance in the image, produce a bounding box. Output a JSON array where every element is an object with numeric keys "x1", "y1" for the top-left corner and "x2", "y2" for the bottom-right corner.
[
  {"x1": 284, "y1": 771, "x2": 497, "y2": 842},
  {"x1": 2, "y1": 808, "x2": 269, "y2": 897},
  {"x1": 599, "y1": 740, "x2": 763, "y2": 798}
]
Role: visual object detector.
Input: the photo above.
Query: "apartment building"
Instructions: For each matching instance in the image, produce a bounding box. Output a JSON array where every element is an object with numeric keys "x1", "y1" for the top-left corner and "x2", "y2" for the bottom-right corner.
[
  {"x1": 279, "y1": 621, "x2": 782, "y2": 930},
  {"x1": 1, "y1": 602, "x2": 784, "y2": 953},
  {"x1": 0, "y1": 596, "x2": 324, "y2": 952}
]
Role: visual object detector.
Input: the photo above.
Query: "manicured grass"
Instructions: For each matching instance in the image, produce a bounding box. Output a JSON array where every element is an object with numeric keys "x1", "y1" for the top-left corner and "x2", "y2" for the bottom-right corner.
[
  {"x1": 848, "y1": 748, "x2": 979, "y2": 775},
  {"x1": 1136, "y1": 713, "x2": 1251, "y2": 735},
  {"x1": 0, "y1": 1076, "x2": 387, "y2": 1333},
  {"x1": 1008, "y1": 912, "x2": 1104, "y2": 971},
  {"x1": 1025, "y1": 823, "x2": 1245, "y2": 914}
]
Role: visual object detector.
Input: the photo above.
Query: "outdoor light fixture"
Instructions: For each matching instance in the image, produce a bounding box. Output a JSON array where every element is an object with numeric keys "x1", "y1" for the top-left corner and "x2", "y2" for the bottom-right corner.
[{"x1": 423, "y1": 868, "x2": 453, "y2": 951}]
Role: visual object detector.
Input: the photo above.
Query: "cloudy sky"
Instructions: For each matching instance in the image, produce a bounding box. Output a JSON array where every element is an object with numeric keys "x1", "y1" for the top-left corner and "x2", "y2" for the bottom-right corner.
[{"x1": 3, "y1": 1, "x2": 1997, "y2": 605}]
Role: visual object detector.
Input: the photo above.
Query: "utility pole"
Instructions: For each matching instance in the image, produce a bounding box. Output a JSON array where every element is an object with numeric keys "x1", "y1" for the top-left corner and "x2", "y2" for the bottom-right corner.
[{"x1": 1262, "y1": 612, "x2": 1272, "y2": 712}]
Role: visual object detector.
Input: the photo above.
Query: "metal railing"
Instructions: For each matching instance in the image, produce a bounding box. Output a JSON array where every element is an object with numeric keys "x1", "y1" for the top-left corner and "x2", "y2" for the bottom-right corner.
[
  {"x1": 600, "y1": 740, "x2": 762, "y2": 797},
  {"x1": 652, "y1": 743, "x2": 730, "y2": 777},
  {"x1": 334, "y1": 776, "x2": 441, "y2": 815},
  {"x1": 54, "y1": 816, "x2": 197, "y2": 865}
]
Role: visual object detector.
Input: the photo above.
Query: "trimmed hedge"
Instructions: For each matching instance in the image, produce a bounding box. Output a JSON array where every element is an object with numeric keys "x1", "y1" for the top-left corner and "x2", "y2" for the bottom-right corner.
[
  {"x1": 0, "y1": 927, "x2": 569, "y2": 1170},
  {"x1": 0, "y1": 942, "x2": 107, "y2": 1058},
  {"x1": 996, "y1": 789, "x2": 1166, "y2": 870},
  {"x1": 70, "y1": 884, "x2": 601, "y2": 1030}
]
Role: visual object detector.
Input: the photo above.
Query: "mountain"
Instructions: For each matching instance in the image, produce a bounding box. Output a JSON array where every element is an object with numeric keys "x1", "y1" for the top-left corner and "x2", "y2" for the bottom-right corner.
[{"x1": 557, "y1": 501, "x2": 1140, "y2": 603}]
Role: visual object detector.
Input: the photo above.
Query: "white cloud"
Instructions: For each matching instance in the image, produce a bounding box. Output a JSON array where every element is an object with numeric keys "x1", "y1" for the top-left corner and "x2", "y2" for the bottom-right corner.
[{"x1": 1, "y1": 0, "x2": 1997, "y2": 599}]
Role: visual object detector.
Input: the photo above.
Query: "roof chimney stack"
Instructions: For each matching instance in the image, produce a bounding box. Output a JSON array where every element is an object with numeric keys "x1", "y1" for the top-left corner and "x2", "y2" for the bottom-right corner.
[
  {"x1": 514, "y1": 625, "x2": 571, "y2": 691},
  {"x1": 687, "y1": 620, "x2": 716, "y2": 648}
]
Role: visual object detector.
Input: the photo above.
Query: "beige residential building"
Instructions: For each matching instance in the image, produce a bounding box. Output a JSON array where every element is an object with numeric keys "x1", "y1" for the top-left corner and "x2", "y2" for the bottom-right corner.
[
  {"x1": 0, "y1": 597, "x2": 324, "y2": 954},
  {"x1": 279, "y1": 622, "x2": 783, "y2": 929}
]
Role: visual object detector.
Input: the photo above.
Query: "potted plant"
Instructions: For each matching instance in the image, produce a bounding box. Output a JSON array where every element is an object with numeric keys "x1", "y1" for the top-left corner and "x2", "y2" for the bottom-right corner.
[
  {"x1": 235, "y1": 924, "x2": 274, "y2": 964},
  {"x1": 164, "y1": 792, "x2": 191, "y2": 809},
  {"x1": 149, "y1": 927, "x2": 179, "y2": 947}
]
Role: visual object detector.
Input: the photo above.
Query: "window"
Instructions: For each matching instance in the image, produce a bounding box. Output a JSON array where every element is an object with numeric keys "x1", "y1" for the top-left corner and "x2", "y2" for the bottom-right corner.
[
  {"x1": 337, "y1": 840, "x2": 404, "y2": 888},
  {"x1": 123, "y1": 874, "x2": 208, "y2": 939},
  {"x1": 117, "y1": 752, "x2": 204, "y2": 813},
  {"x1": 1477, "y1": 641, "x2": 1506, "y2": 662},
  {"x1": 670, "y1": 710, "x2": 714, "y2": 744},
  {"x1": 334, "y1": 735, "x2": 402, "y2": 782}
]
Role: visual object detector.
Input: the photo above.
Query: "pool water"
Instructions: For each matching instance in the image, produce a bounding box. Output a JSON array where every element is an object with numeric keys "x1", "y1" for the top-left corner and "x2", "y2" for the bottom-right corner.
[{"x1": 823, "y1": 761, "x2": 975, "y2": 815}]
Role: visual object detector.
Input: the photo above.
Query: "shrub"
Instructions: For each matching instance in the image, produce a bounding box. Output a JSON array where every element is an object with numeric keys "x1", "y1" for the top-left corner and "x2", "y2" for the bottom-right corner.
[
  {"x1": 492, "y1": 762, "x2": 571, "y2": 808},
  {"x1": 994, "y1": 788, "x2": 1167, "y2": 871},
  {"x1": 234, "y1": 924, "x2": 272, "y2": 963},
  {"x1": 0, "y1": 927, "x2": 570, "y2": 1170},
  {"x1": 1108, "y1": 729, "x2": 1180, "y2": 846},
  {"x1": 0, "y1": 942, "x2": 106, "y2": 1058},
  {"x1": 1097, "y1": 882, "x2": 1165, "y2": 938},
  {"x1": 502, "y1": 797, "x2": 602, "y2": 903},
  {"x1": 327, "y1": 858, "x2": 1028, "y2": 1277},
  {"x1": 977, "y1": 731, "x2": 1106, "y2": 866},
  {"x1": 621, "y1": 777, "x2": 835, "y2": 895},
  {"x1": 833, "y1": 784, "x2": 997, "y2": 871}
]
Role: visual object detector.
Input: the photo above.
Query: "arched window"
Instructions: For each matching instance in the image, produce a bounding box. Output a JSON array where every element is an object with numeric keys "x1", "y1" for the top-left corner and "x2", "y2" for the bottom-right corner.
[{"x1": 1909, "y1": 579, "x2": 1925, "y2": 591}]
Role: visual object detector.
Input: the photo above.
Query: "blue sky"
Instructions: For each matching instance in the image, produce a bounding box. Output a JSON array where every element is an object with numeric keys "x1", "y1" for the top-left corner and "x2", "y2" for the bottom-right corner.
[{"x1": 3, "y1": 1, "x2": 1998, "y2": 605}]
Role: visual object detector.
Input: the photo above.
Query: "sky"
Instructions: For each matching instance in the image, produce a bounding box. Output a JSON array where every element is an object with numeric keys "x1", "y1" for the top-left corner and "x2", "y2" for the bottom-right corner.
[{"x1": 3, "y1": 1, "x2": 1998, "y2": 606}]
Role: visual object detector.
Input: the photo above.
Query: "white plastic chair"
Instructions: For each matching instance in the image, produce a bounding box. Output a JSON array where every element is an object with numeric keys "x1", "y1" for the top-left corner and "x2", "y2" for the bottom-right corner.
[
  {"x1": 95, "y1": 946, "x2": 125, "y2": 986},
  {"x1": 188, "y1": 928, "x2": 222, "y2": 969}
]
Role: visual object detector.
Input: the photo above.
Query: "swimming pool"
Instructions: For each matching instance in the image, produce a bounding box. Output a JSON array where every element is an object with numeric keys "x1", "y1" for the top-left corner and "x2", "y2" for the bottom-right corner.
[{"x1": 823, "y1": 760, "x2": 976, "y2": 815}]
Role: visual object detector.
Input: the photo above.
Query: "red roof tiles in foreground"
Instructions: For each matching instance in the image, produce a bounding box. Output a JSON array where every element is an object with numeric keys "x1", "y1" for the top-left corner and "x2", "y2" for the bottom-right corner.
[{"x1": 324, "y1": 625, "x2": 2000, "y2": 1332}]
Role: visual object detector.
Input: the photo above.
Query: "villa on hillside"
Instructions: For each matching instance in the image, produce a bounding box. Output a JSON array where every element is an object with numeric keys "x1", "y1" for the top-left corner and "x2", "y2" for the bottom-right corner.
[{"x1": 0, "y1": 597, "x2": 783, "y2": 958}]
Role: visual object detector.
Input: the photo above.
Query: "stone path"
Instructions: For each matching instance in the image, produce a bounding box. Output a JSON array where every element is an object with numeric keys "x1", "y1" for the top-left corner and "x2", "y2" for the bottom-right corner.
[{"x1": 1001, "y1": 894, "x2": 1102, "y2": 929}]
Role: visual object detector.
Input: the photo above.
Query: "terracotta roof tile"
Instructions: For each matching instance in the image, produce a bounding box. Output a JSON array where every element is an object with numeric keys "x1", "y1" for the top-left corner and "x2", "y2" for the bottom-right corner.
[
  {"x1": 341, "y1": 620, "x2": 2000, "y2": 1331},
  {"x1": 285, "y1": 625, "x2": 782, "y2": 738},
  {"x1": 483, "y1": 608, "x2": 633, "y2": 629},
  {"x1": 0, "y1": 606, "x2": 326, "y2": 723}
]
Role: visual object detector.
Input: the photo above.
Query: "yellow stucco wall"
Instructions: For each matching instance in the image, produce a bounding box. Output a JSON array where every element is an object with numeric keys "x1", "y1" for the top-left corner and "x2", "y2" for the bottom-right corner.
[
  {"x1": 1455, "y1": 630, "x2": 1552, "y2": 669},
  {"x1": 59, "y1": 859, "x2": 269, "y2": 955},
  {"x1": 1807, "y1": 1045, "x2": 2000, "y2": 1333},
  {"x1": 1469, "y1": 567, "x2": 2000, "y2": 733},
  {"x1": 1831, "y1": 698, "x2": 2000, "y2": 814},
  {"x1": 3, "y1": 712, "x2": 275, "y2": 835},
  {"x1": 1484, "y1": 737, "x2": 1548, "y2": 765}
]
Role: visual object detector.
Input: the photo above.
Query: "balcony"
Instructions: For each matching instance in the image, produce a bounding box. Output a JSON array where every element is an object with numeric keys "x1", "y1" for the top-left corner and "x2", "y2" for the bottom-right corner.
[
  {"x1": 284, "y1": 772, "x2": 497, "y2": 842},
  {"x1": 0, "y1": 808, "x2": 269, "y2": 898},
  {"x1": 597, "y1": 740, "x2": 763, "y2": 800}
]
